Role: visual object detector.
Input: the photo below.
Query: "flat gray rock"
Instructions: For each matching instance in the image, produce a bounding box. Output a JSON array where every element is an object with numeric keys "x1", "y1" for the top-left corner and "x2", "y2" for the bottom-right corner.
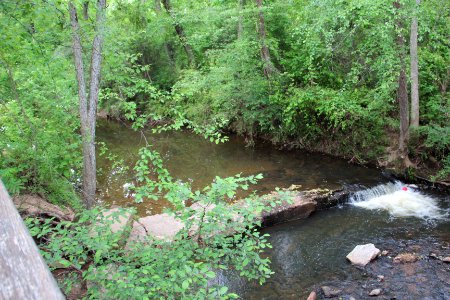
[
  {"x1": 100, "y1": 207, "x2": 134, "y2": 234},
  {"x1": 127, "y1": 213, "x2": 184, "y2": 245},
  {"x1": 90, "y1": 208, "x2": 135, "y2": 248},
  {"x1": 346, "y1": 243, "x2": 380, "y2": 266}
]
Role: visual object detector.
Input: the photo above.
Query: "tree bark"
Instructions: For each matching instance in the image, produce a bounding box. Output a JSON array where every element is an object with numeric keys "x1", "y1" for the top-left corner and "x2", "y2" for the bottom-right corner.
[
  {"x1": 83, "y1": 2, "x2": 89, "y2": 20},
  {"x1": 161, "y1": 0, "x2": 195, "y2": 68},
  {"x1": 69, "y1": 0, "x2": 106, "y2": 208},
  {"x1": 410, "y1": 0, "x2": 420, "y2": 127},
  {"x1": 394, "y1": 1, "x2": 411, "y2": 166},
  {"x1": 255, "y1": 0, "x2": 276, "y2": 79}
]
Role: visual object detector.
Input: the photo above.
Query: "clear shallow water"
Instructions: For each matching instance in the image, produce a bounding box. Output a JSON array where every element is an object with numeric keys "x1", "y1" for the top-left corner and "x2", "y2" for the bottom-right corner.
[{"x1": 96, "y1": 120, "x2": 384, "y2": 215}]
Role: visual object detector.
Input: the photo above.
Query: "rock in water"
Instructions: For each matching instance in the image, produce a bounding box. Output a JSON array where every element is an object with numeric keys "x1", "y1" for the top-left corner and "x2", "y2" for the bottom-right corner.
[
  {"x1": 306, "y1": 291, "x2": 317, "y2": 300},
  {"x1": 369, "y1": 288, "x2": 381, "y2": 296},
  {"x1": 442, "y1": 256, "x2": 450, "y2": 263},
  {"x1": 346, "y1": 243, "x2": 380, "y2": 266},
  {"x1": 393, "y1": 253, "x2": 419, "y2": 263},
  {"x1": 321, "y1": 286, "x2": 341, "y2": 298}
]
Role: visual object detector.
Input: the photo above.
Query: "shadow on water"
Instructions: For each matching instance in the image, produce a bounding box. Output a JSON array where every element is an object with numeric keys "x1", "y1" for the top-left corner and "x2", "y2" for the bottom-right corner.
[{"x1": 96, "y1": 120, "x2": 383, "y2": 215}]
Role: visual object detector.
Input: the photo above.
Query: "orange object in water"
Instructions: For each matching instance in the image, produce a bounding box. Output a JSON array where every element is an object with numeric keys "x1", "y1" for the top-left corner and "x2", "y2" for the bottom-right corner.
[{"x1": 402, "y1": 187, "x2": 408, "y2": 191}]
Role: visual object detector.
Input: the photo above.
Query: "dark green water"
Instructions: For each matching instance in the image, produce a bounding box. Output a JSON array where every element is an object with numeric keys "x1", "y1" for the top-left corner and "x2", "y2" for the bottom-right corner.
[{"x1": 96, "y1": 120, "x2": 449, "y2": 299}]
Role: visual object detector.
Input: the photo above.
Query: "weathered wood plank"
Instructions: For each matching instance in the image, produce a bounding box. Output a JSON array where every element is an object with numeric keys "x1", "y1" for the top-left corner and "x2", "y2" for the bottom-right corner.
[{"x1": 0, "y1": 181, "x2": 64, "y2": 300}]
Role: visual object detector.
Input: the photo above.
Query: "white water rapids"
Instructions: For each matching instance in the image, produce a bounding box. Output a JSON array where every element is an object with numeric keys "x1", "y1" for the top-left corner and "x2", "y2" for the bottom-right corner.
[{"x1": 349, "y1": 181, "x2": 448, "y2": 220}]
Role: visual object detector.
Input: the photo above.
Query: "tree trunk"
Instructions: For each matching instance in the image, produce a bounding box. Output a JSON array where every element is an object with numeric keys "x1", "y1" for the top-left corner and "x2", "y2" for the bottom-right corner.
[
  {"x1": 255, "y1": 0, "x2": 276, "y2": 79},
  {"x1": 398, "y1": 64, "x2": 409, "y2": 156},
  {"x1": 161, "y1": 0, "x2": 195, "y2": 68},
  {"x1": 410, "y1": 0, "x2": 420, "y2": 127},
  {"x1": 237, "y1": 0, "x2": 245, "y2": 39},
  {"x1": 394, "y1": 1, "x2": 411, "y2": 167},
  {"x1": 83, "y1": 2, "x2": 89, "y2": 20},
  {"x1": 69, "y1": 0, "x2": 106, "y2": 208},
  {"x1": 155, "y1": 0, "x2": 176, "y2": 66}
]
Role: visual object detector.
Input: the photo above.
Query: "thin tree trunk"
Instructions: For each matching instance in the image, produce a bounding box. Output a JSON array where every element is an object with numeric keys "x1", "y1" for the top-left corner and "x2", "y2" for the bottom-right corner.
[
  {"x1": 83, "y1": 2, "x2": 89, "y2": 20},
  {"x1": 237, "y1": 0, "x2": 245, "y2": 39},
  {"x1": 161, "y1": 0, "x2": 195, "y2": 68},
  {"x1": 155, "y1": 0, "x2": 176, "y2": 66},
  {"x1": 69, "y1": 0, "x2": 106, "y2": 208},
  {"x1": 398, "y1": 64, "x2": 409, "y2": 156},
  {"x1": 394, "y1": 1, "x2": 411, "y2": 167},
  {"x1": 410, "y1": 0, "x2": 420, "y2": 127},
  {"x1": 255, "y1": 0, "x2": 276, "y2": 79}
]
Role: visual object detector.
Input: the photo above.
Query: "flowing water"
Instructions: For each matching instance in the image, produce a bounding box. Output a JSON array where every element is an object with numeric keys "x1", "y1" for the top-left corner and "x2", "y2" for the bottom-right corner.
[
  {"x1": 96, "y1": 120, "x2": 384, "y2": 215},
  {"x1": 214, "y1": 185, "x2": 449, "y2": 299},
  {"x1": 97, "y1": 120, "x2": 450, "y2": 299}
]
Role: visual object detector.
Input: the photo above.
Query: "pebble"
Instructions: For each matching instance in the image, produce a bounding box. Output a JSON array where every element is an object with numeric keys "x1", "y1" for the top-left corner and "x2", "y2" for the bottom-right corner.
[
  {"x1": 377, "y1": 275, "x2": 385, "y2": 282},
  {"x1": 393, "y1": 253, "x2": 419, "y2": 263},
  {"x1": 321, "y1": 286, "x2": 342, "y2": 298},
  {"x1": 306, "y1": 291, "x2": 317, "y2": 300},
  {"x1": 369, "y1": 288, "x2": 382, "y2": 296},
  {"x1": 381, "y1": 250, "x2": 389, "y2": 256},
  {"x1": 442, "y1": 257, "x2": 450, "y2": 263}
]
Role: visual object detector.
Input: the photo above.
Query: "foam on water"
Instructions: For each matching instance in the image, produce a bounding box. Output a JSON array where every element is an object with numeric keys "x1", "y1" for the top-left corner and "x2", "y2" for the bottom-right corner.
[{"x1": 350, "y1": 181, "x2": 447, "y2": 220}]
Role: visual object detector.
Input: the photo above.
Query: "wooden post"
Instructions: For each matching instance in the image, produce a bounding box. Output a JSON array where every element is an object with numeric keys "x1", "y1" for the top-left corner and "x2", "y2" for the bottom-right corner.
[{"x1": 0, "y1": 181, "x2": 64, "y2": 299}]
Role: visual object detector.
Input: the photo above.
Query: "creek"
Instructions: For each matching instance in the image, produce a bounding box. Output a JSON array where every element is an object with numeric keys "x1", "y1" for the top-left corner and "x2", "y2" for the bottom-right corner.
[{"x1": 97, "y1": 120, "x2": 449, "y2": 299}]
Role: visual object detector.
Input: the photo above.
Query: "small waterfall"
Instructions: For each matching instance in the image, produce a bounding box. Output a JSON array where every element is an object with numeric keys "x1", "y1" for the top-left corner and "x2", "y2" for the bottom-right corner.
[{"x1": 349, "y1": 181, "x2": 447, "y2": 220}]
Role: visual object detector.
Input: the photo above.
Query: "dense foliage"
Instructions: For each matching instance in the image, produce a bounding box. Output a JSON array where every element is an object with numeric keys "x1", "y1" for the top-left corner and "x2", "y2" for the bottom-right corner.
[
  {"x1": 0, "y1": 0, "x2": 449, "y2": 298},
  {"x1": 1, "y1": 0, "x2": 449, "y2": 201},
  {"x1": 27, "y1": 158, "x2": 291, "y2": 299}
]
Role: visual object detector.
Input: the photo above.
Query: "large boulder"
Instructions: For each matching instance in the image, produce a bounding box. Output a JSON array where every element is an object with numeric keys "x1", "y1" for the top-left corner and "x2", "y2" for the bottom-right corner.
[
  {"x1": 98, "y1": 207, "x2": 134, "y2": 234},
  {"x1": 346, "y1": 243, "x2": 380, "y2": 266},
  {"x1": 126, "y1": 213, "x2": 184, "y2": 246},
  {"x1": 258, "y1": 189, "x2": 327, "y2": 227},
  {"x1": 90, "y1": 207, "x2": 135, "y2": 248}
]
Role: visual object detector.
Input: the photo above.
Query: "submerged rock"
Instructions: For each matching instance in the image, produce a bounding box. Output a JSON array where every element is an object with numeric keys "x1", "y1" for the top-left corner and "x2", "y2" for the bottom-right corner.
[
  {"x1": 393, "y1": 253, "x2": 419, "y2": 264},
  {"x1": 442, "y1": 257, "x2": 450, "y2": 263},
  {"x1": 369, "y1": 288, "x2": 381, "y2": 296},
  {"x1": 346, "y1": 243, "x2": 380, "y2": 266},
  {"x1": 321, "y1": 286, "x2": 342, "y2": 298}
]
